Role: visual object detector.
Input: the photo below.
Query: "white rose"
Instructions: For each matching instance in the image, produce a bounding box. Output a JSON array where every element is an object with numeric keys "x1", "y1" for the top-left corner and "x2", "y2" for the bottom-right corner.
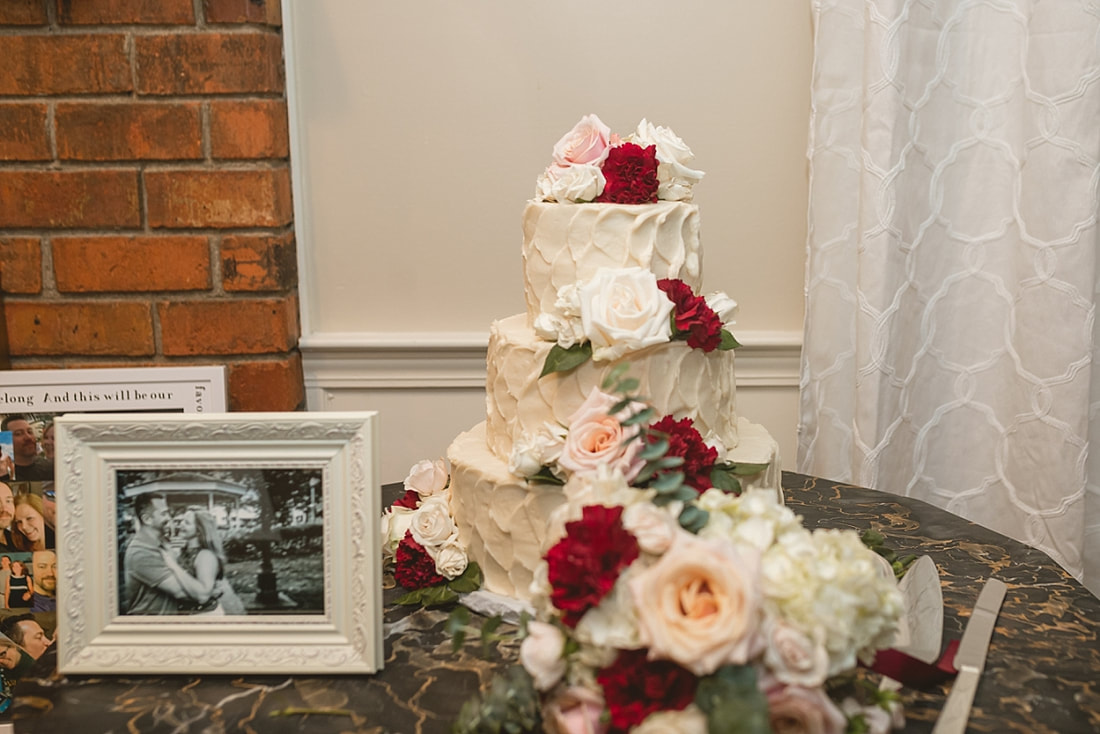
[
  {"x1": 704, "y1": 291, "x2": 738, "y2": 327},
  {"x1": 633, "y1": 705, "x2": 708, "y2": 734},
  {"x1": 536, "y1": 163, "x2": 605, "y2": 203},
  {"x1": 431, "y1": 541, "x2": 468, "y2": 580},
  {"x1": 519, "y1": 621, "x2": 567, "y2": 691},
  {"x1": 509, "y1": 428, "x2": 565, "y2": 477},
  {"x1": 622, "y1": 502, "x2": 678, "y2": 555},
  {"x1": 627, "y1": 119, "x2": 704, "y2": 201},
  {"x1": 409, "y1": 495, "x2": 457, "y2": 548},
  {"x1": 578, "y1": 267, "x2": 674, "y2": 361},
  {"x1": 404, "y1": 458, "x2": 449, "y2": 498},
  {"x1": 763, "y1": 617, "x2": 829, "y2": 687},
  {"x1": 380, "y1": 506, "x2": 416, "y2": 559}
]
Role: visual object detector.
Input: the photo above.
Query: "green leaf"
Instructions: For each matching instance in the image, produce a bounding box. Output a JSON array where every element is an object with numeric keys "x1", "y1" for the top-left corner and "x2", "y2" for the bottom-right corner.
[
  {"x1": 641, "y1": 437, "x2": 670, "y2": 460},
  {"x1": 678, "y1": 505, "x2": 709, "y2": 534},
  {"x1": 447, "y1": 606, "x2": 471, "y2": 653},
  {"x1": 633, "y1": 463, "x2": 659, "y2": 484},
  {"x1": 695, "y1": 665, "x2": 771, "y2": 734},
  {"x1": 729, "y1": 461, "x2": 770, "y2": 476},
  {"x1": 419, "y1": 584, "x2": 459, "y2": 607},
  {"x1": 394, "y1": 588, "x2": 426, "y2": 606},
  {"x1": 656, "y1": 456, "x2": 685, "y2": 469},
  {"x1": 710, "y1": 467, "x2": 743, "y2": 494},
  {"x1": 719, "y1": 329, "x2": 741, "y2": 350},
  {"x1": 601, "y1": 363, "x2": 631, "y2": 390},
  {"x1": 651, "y1": 471, "x2": 685, "y2": 493},
  {"x1": 540, "y1": 342, "x2": 592, "y2": 377},
  {"x1": 527, "y1": 465, "x2": 565, "y2": 486},
  {"x1": 621, "y1": 407, "x2": 657, "y2": 426}
]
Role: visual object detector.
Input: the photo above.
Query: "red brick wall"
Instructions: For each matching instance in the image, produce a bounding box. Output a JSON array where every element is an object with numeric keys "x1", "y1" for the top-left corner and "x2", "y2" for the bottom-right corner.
[{"x1": 0, "y1": 0, "x2": 303, "y2": 411}]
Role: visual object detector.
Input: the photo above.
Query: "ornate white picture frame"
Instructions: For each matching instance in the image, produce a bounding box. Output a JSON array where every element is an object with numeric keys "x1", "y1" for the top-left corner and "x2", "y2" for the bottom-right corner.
[{"x1": 54, "y1": 412, "x2": 382, "y2": 674}]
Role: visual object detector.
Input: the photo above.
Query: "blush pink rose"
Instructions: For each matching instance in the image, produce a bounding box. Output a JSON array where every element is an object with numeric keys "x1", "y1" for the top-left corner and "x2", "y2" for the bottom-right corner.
[
  {"x1": 556, "y1": 388, "x2": 645, "y2": 482},
  {"x1": 553, "y1": 114, "x2": 612, "y2": 167},
  {"x1": 544, "y1": 686, "x2": 608, "y2": 734},
  {"x1": 629, "y1": 531, "x2": 763, "y2": 676},
  {"x1": 765, "y1": 684, "x2": 847, "y2": 734}
]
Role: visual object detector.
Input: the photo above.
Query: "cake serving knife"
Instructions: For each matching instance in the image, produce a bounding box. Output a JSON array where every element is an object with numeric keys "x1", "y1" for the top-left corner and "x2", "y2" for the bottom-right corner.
[{"x1": 930, "y1": 577, "x2": 1007, "y2": 734}]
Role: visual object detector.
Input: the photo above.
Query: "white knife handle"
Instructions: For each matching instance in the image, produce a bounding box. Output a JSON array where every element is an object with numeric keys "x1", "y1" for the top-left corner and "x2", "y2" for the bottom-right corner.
[{"x1": 931, "y1": 667, "x2": 979, "y2": 734}]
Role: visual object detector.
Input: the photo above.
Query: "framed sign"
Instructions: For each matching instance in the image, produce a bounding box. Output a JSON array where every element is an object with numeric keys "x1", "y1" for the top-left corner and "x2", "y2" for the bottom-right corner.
[
  {"x1": 0, "y1": 365, "x2": 227, "y2": 415},
  {"x1": 55, "y1": 412, "x2": 382, "y2": 674}
]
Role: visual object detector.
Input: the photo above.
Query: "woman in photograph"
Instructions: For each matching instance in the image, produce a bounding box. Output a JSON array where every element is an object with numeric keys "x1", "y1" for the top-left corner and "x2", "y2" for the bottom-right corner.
[
  {"x1": 5, "y1": 561, "x2": 32, "y2": 609},
  {"x1": 162, "y1": 510, "x2": 245, "y2": 615},
  {"x1": 40, "y1": 423, "x2": 55, "y2": 462},
  {"x1": 12, "y1": 494, "x2": 54, "y2": 552}
]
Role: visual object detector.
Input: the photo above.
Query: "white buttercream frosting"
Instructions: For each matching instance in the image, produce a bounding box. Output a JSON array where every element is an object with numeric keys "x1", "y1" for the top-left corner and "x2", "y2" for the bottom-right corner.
[
  {"x1": 522, "y1": 200, "x2": 701, "y2": 328},
  {"x1": 485, "y1": 314, "x2": 741, "y2": 464}
]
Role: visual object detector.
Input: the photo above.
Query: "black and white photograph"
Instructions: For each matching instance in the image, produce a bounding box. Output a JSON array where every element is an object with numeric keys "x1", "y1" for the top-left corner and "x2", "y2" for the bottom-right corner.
[{"x1": 116, "y1": 468, "x2": 324, "y2": 617}]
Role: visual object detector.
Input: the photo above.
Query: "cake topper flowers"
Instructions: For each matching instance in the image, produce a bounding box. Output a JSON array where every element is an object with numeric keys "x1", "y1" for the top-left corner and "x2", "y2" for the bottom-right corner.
[{"x1": 536, "y1": 114, "x2": 704, "y2": 204}]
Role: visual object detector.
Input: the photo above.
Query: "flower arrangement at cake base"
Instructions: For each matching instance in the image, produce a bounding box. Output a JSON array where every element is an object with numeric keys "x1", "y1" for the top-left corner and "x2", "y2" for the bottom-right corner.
[
  {"x1": 456, "y1": 480, "x2": 905, "y2": 734},
  {"x1": 382, "y1": 458, "x2": 481, "y2": 605}
]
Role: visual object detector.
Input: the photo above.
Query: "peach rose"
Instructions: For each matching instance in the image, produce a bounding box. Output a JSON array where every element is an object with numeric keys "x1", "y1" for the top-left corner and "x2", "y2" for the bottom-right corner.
[
  {"x1": 544, "y1": 686, "x2": 607, "y2": 734},
  {"x1": 553, "y1": 114, "x2": 612, "y2": 167},
  {"x1": 765, "y1": 684, "x2": 846, "y2": 734},
  {"x1": 629, "y1": 531, "x2": 762, "y2": 676},
  {"x1": 556, "y1": 388, "x2": 645, "y2": 482}
]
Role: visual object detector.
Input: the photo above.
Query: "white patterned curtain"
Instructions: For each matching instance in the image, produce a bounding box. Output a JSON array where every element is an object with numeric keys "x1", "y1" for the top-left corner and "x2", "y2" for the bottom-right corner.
[{"x1": 799, "y1": 0, "x2": 1100, "y2": 596}]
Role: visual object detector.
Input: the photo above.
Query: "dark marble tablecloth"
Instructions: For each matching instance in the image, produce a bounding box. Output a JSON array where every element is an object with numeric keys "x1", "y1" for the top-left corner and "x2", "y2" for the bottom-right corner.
[{"x1": 6, "y1": 473, "x2": 1098, "y2": 733}]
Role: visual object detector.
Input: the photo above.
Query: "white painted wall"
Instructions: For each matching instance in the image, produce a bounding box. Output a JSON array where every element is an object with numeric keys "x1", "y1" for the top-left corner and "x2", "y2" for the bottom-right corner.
[{"x1": 283, "y1": 1, "x2": 811, "y2": 482}]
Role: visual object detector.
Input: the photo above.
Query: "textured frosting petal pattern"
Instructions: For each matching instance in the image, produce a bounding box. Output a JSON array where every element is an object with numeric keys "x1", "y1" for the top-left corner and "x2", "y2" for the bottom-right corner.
[
  {"x1": 447, "y1": 420, "x2": 782, "y2": 600},
  {"x1": 448, "y1": 422, "x2": 566, "y2": 600},
  {"x1": 485, "y1": 314, "x2": 739, "y2": 463},
  {"x1": 522, "y1": 201, "x2": 702, "y2": 327}
]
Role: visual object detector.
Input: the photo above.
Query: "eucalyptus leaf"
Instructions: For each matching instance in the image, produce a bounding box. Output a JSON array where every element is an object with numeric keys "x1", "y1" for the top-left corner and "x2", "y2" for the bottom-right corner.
[
  {"x1": 696, "y1": 665, "x2": 771, "y2": 734},
  {"x1": 651, "y1": 472, "x2": 685, "y2": 493},
  {"x1": 710, "y1": 468, "x2": 743, "y2": 494},
  {"x1": 540, "y1": 342, "x2": 592, "y2": 377},
  {"x1": 641, "y1": 438, "x2": 670, "y2": 460},
  {"x1": 656, "y1": 456, "x2": 685, "y2": 469},
  {"x1": 621, "y1": 407, "x2": 657, "y2": 426},
  {"x1": 633, "y1": 463, "x2": 659, "y2": 484},
  {"x1": 601, "y1": 363, "x2": 631, "y2": 390},
  {"x1": 678, "y1": 505, "x2": 709, "y2": 534}
]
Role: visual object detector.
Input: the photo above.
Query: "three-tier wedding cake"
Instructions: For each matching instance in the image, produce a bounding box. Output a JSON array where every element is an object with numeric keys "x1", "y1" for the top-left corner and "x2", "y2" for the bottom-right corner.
[{"x1": 445, "y1": 115, "x2": 781, "y2": 600}]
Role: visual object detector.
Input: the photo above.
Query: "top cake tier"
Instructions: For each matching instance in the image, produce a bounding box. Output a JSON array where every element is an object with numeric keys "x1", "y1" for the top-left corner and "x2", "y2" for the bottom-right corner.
[{"x1": 521, "y1": 201, "x2": 702, "y2": 328}]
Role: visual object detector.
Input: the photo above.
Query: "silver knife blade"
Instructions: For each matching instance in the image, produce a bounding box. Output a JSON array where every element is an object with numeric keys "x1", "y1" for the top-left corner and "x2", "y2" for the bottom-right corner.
[{"x1": 931, "y1": 577, "x2": 1007, "y2": 734}]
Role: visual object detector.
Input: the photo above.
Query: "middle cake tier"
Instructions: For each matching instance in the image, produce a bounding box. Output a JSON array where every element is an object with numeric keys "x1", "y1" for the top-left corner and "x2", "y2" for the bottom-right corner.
[{"x1": 485, "y1": 313, "x2": 740, "y2": 463}]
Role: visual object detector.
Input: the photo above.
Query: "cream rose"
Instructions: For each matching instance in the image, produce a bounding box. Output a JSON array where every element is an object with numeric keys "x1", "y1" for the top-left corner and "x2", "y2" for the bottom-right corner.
[
  {"x1": 578, "y1": 267, "x2": 674, "y2": 361},
  {"x1": 556, "y1": 387, "x2": 646, "y2": 481},
  {"x1": 553, "y1": 114, "x2": 612, "y2": 166},
  {"x1": 430, "y1": 541, "x2": 468, "y2": 579},
  {"x1": 765, "y1": 684, "x2": 847, "y2": 734},
  {"x1": 409, "y1": 495, "x2": 457, "y2": 548},
  {"x1": 404, "y1": 458, "x2": 448, "y2": 498},
  {"x1": 622, "y1": 501, "x2": 678, "y2": 555},
  {"x1": 380, "y1": 506, "x2": 416, "y2": 560},
  {"x1": 763, "y1": 618, "x2": 829, "y2": 687},
  {"x1": 536, "y1": 163, "x2": 605, "y2": 203},
  {"x1": 627, "y1": 119, "x2": 704, "y2": 201},
  {"x1": 519, "y1": 620, "x2": 567, "y2": 691},
  {"x1": 629, "y1": 531, "x2": 763, "y2": 676},
  {"x1": 632, "y1": 705, "x2": 708, "y2": 734},
  {"x1": 543, "y1": 686, "x2": 607, "y2": 734}
]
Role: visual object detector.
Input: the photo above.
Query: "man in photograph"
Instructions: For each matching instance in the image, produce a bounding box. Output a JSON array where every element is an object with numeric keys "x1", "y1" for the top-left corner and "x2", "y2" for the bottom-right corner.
[
  {"x1": 0, "y1": 484, "x2": 17, "y2": 549},
  {"x1": 29, "y1": 549, "x2": 55, "y2": 613},
  {"x1": 0, "y1": 614, "x2": 51, "y2": 661},
  {"x1": 2, "y1": 416, "x2": 52, "y2": 482},
  {"x1": 123, "y1": 492, "x2": 214, "y2": 614}
]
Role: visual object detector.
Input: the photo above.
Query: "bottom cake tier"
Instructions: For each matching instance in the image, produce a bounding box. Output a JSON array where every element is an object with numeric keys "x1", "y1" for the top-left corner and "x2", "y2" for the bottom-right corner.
[{"x1": 447, "y1": 419, "x2": 782, "y2": 600}]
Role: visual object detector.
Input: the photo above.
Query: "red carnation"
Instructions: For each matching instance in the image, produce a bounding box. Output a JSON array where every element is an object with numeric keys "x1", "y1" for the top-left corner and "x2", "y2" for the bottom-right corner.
[
  {"x1": 596, "y1": 649, "x2": 698, "y2": 731},
  {"x1": 394, "y1": 531, "x2": 445, "y2": 590},
  {"x1": 545, "y1": 505, "x2": 639, "y2": 627},
  {"x1": 657, "y1": 278, "x2": 723, "y2": 351},
  {"x1": 392, "y1": 489, "x2": 421, "y2": 509},
  {"x1": 596, "y1": 143, "x2": 659, "y2": 204},
  {"x1": 649, "y1": 416, "x2": 718, "y2": 491}
]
